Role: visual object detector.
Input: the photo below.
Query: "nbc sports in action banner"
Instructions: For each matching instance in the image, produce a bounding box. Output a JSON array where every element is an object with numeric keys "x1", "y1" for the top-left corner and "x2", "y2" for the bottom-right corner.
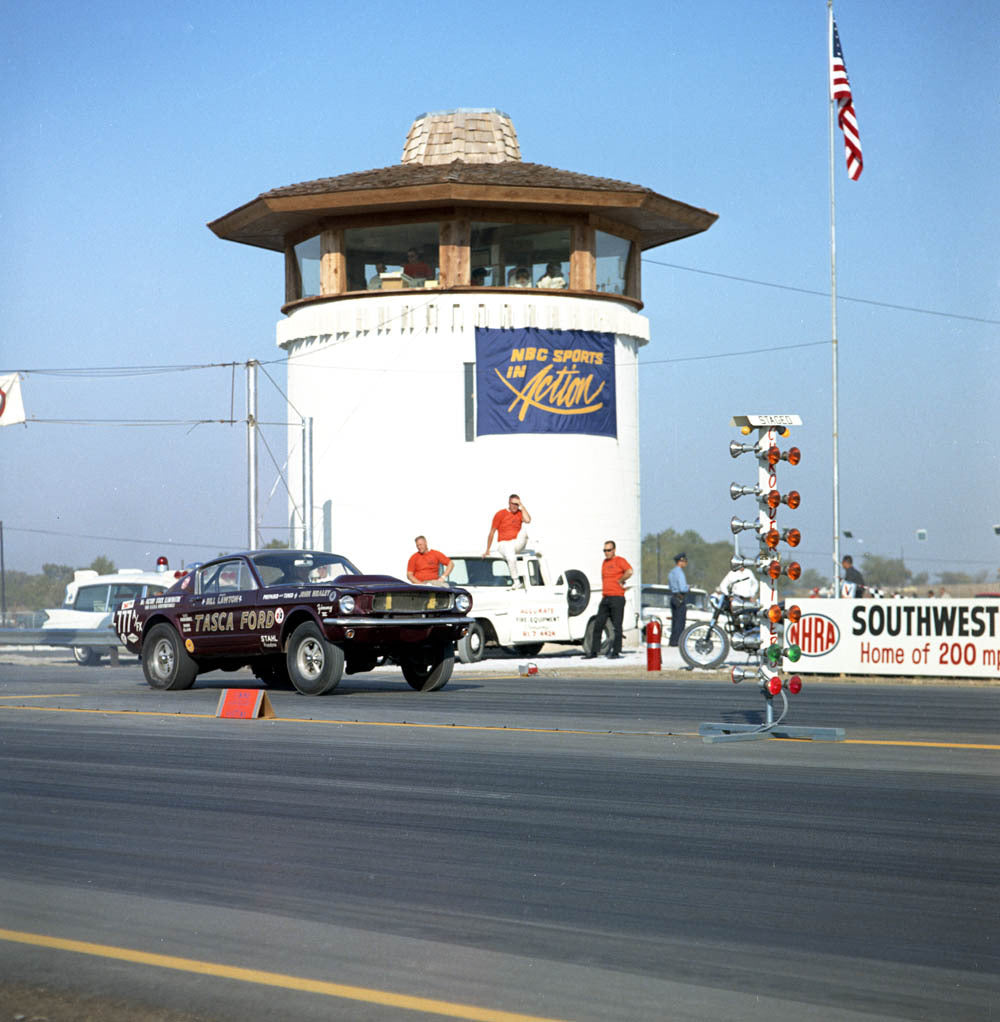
[{"x1": 475, "y1": 328, "x2": 616, "y2": 439}]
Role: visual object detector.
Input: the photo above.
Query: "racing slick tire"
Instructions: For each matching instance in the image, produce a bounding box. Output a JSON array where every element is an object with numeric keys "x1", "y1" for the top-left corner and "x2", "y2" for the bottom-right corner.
[
  {"x1": 679, "y1": 622, "x2": 730, "y2": 670},
  {"x1": 73, "y1": 646, "x2": 103, "y2": 666},
  {"x1": 456, "y1": 621, "x2": 487, "y2": 664},
  {"x1": 142, "y1": 623, "x2": 198, "y2": 691},
  {"x1": 401, "y1": 644, "x2": 454, "y2": 692},
  {"x1": 286, "y1": 622, "x2": 344, "y2": 696},
  {"x1": 565, "y1": 570, "x2": 590, "y2": 618},
  {"x1": 583, "y1": 617, "x2": 614, "y2": 656}
]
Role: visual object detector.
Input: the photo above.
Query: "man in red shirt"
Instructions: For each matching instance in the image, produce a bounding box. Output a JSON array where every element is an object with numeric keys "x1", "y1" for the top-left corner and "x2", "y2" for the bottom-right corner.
[
  {"x1": 406, "y1": 536, "x2": 453, "y2": 586},
  {"x1": 483, "y1": 494, "x2": 531, "y2": 588},
  {"x1": 583, "y1": 539, "x2": 633, "y2": 659}
]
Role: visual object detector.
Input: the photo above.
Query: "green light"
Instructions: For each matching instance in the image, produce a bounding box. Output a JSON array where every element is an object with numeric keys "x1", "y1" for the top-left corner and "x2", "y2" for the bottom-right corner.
[
  {"x1": 765, "y1": 644, "x2": 782, "y2": 665},
  {"x1": 786, "y1": 644, "x2": 802, "y2": 662}
]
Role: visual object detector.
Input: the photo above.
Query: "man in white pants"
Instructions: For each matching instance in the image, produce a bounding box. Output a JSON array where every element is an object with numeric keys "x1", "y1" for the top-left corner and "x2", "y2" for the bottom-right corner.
[{"x1": 484, "y1": 494, "x2": 531, "y2": 587}]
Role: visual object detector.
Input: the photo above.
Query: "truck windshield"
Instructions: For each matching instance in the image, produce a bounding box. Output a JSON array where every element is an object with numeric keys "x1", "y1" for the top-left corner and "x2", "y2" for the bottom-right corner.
[{"x1": 449, "y1": 558, "x2": 513, "y2": 587}]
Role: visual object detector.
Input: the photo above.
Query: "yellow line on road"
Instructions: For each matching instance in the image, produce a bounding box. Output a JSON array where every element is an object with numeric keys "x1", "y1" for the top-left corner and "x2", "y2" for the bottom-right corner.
[
  {"x1": 0, "y1": 927, "x2": 565, "y2": 1022},
  {"x1": 0, "y1": 693, "x2": 79, "y2": 699},
  {"x1": 0, "y1": 703, "x2": 996, "y2": 748}
]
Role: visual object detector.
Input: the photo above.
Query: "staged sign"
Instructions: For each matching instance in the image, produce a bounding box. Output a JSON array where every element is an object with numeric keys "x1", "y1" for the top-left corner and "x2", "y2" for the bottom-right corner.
[
  {"x1": 790, "y1": 599, "x2": 1000, "y2": 678},
  {"x1": 475, "y1": 328, "x2": 616, "y2": 438}
]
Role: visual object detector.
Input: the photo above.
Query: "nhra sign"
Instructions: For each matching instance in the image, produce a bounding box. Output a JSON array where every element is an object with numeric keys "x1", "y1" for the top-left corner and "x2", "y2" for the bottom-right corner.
[
  {"x1": 787, "y1": 599, "x2": 1000, "y2": 678},
  {"x1": 475, "y1": 328, "x2": 616, "y2": 438}
]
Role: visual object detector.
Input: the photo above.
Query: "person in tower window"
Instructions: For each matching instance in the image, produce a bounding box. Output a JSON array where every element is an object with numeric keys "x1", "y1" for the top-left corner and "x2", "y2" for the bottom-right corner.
[{"x1": 484, "y1": 494, "x2": 531, "y2": 588}]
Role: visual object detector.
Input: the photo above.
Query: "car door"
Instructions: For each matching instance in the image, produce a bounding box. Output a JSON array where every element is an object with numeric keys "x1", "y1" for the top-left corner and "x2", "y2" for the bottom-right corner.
[{"x1": 188, "y1": 559, "x2": 260, "y2": 656}]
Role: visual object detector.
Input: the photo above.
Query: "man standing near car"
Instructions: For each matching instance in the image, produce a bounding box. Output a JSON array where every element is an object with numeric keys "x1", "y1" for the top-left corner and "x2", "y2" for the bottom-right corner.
[
  {"x1": 668, "y1": 553, "x2": 689, "y2": 647},
  {"x1": 407, "y1": 536, "x2": 452, "y2": 586},
  {"x1": 484, "y1": 494, "x2": 531, "y2": 587},
  {"x1": 584, "y1": 540, "x2": 633, "y2": 660}
]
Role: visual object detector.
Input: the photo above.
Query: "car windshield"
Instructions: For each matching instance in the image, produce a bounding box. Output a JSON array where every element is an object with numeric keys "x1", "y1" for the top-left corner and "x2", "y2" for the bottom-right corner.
[
  {"x1": 641, "y1": 588, "x2": 673, "y2": 609},
  {"x1": 449, "y1": 557, "x2": 513, "y2": 587},
  {"x1": 249, "y1": 550, "x2": 360, "y2": 587}
]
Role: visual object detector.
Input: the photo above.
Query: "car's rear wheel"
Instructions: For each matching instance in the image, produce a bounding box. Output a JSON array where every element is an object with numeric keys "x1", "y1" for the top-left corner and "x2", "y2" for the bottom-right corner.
[
  {"x1": 401, "y1": 644, "x2": 454, "y2": 692},
  {"x1": 142, "y1": 624, "x2": 197, "y2": 690},
  {"x1": 456, "y1": 621, "x2": 486, "y2": 663},
  {"x1": 286, "y1": 622, "x2": 344, "y2": 695}
]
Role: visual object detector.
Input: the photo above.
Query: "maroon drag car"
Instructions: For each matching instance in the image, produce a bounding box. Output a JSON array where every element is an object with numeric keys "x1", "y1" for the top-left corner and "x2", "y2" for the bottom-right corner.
[{"x1": 113, "y1": 549, "x2": 473, "y2": 695}]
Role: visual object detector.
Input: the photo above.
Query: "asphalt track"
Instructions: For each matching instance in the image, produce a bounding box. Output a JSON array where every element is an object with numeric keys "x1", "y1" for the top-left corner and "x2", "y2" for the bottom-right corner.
[{"x1": 1, "y1": 652, "x2": 997, "y2": 1021}]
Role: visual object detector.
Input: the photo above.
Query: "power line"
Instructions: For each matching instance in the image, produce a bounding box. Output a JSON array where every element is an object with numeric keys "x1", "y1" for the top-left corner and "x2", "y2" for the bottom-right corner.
[
  {"x1": 643, "y1": 258, "x2": 1000, "y2": 325},
  {"x1": 4, "y1": 525, "x2": 239, "y2": 551}
]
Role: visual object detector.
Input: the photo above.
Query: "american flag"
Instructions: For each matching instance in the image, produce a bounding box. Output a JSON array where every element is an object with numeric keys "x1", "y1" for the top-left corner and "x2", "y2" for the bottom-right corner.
[{"x1": 830, "y1": 18, "x2": 863, "y2": 180}]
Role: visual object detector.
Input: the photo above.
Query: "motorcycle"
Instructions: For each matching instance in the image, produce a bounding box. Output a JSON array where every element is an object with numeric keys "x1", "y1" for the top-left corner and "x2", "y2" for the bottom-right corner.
[{"x1": 679, "y1": 591, "x2": 762, "y2": 669}]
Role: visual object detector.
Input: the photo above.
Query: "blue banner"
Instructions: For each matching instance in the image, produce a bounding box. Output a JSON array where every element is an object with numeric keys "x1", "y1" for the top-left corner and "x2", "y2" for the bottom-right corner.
[{"x1": 475, "y1": 328, "x2": 616, "y2": 438}]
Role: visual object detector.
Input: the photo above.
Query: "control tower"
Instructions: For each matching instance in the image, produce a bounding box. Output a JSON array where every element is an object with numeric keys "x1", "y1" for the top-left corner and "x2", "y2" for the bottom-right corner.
[{"x1": 209, "y1": 109, "x2": 716, "y2": 617}]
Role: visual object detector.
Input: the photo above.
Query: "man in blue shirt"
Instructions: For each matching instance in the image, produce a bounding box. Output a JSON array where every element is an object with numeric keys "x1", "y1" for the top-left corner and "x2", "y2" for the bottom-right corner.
[{"x1": 667, "y1": 553, "x2": 689, "y2": 647}]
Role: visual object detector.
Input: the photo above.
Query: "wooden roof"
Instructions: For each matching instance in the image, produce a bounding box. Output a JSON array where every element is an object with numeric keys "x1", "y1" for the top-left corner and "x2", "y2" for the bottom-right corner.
[{"x1": 208, "y1": 160, "x2": 718, "y2": 252}]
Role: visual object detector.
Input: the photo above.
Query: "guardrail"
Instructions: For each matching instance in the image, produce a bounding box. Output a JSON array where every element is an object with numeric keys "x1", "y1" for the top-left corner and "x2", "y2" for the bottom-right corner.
[{"x1": 0, "y1": 627, "x2": 123, "y2": 647}]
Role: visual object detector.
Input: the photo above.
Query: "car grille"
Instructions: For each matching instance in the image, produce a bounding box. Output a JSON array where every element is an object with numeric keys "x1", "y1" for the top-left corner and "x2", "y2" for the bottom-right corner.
[{"x1": 373, "y1": 592, "x2": 452, "y2": 613}]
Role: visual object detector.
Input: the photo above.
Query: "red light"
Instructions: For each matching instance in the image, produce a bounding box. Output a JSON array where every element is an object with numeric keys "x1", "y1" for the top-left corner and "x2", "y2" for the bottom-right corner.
[
  {"x1": 785, "y1": 446, "x2": 801, "y2": 465},
  {"x1": 767, "y1": 560, "x2": 782, "y2": 580},
  {"x1": 764, "y1": 529, "x2": 780, "y2": 549},
  {"x1": 766, "y1": 489, "x2": 781, "y2": 510},
  {"x1": 156, "y1": 556, "x2": 169, "y2": 572},
  {"x1": 787, "y1": 676, "x2": 803, "y2": 694},
  {"x1": 784, "y1": 528, "x2": 802, "y2": 547},
  {"x1": 786, "y1": 604, "x2": 802, "y2": 623},
  {"x1": 767, "y1": 605, "x2": 783, "y2": 623},
  {"x1": 767, "y1": 677, "x2": 782, "y2": 695},
  {"x1": 785, "y1": 490, "x2": 801, "y2": 509}
]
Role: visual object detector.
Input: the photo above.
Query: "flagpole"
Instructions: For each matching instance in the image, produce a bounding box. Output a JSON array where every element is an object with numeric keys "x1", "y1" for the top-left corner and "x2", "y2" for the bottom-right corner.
[{"x1": 828, "y1": 0, "x2": 842, "y2": 597}]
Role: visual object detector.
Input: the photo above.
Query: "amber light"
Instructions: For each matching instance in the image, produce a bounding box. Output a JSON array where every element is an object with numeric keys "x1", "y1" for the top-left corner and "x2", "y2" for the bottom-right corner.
[
  {"x1": 787, "y1": 676, "x2": 803, "y2": 694},
  {"x1": 767, "y1": 560, "x2": 782, "y2": 580},
  {"x1": 787, "y1": 562, "x2": 802, "y2": 581},
  {"x1": 764, "y1": 529, "x2": 780, "y2": 549},
  {"x1": 765, "y1": 445, "x2": 781, "y2": 466},
  {"x1": 766, "y1": 489, "x2": 781, "y2": 509},
  {"x1": 786, "y1": 604, "x2": 802, "y2": 623},
  {"x1": 784, "y1": 446, "x2": 802, "y2": 465},
  {"x1": 783, "y1": 528, "x2": 802, "y2": 547},
  {"x1": 767, "y1": 677, "x2": 782, "y2": 695},
  {"x1": 767, "y1": 605, "x2": 784, "y2": 623},
  {"x1": 785, "y1": 490, "x2": 801, "y2": 509}
]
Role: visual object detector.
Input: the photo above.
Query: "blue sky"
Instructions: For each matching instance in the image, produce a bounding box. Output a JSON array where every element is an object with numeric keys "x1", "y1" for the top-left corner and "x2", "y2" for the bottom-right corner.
[{"x1": 2, "y1": 0, "x2": 997, "y2": 584}]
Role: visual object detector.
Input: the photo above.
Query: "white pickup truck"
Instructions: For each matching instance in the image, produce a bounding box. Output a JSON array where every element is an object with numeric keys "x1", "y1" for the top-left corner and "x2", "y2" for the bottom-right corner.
[{"x1": 447, "y1": 551, "x2": 614, "y2": 662}]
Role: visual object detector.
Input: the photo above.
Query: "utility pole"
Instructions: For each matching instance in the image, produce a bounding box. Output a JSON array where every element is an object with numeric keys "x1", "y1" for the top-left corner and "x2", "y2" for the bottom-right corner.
[{"x1": 246, "y1": 360, "x2": 258, "y2": 549}]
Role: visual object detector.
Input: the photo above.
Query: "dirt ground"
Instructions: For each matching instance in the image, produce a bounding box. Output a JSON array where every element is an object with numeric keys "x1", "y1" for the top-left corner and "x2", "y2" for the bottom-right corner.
[{"x1": 0, "y1": 983, "x2": 215, "y2": 1022}]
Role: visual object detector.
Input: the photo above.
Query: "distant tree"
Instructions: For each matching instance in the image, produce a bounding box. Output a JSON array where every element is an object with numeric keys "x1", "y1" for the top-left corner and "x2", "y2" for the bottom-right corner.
[
  {"x1": 936, "y1": 571, "x2": 975, "y2": 586},
  {"x1": 641, "y1": 529, "x2": 733, "y2": 590},
  {"x1": 787, "y1": 567, "x2": 827, "y2": 595},
  {"x1": 263, "y1": 538, "x2": 289, "y2": 549},
  {"x1": 860, "y1": 554, "x2": 911, "y2": 589},
  {"x1": 88, "y1": 555, "x2": 116, "y2": 575},
  {"x1": 42, "y1": 563, "x2": 75, "y2": 581}
]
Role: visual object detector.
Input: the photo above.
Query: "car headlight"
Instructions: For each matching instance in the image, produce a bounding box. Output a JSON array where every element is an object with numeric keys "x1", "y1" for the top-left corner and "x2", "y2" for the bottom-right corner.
[
  {"x1": 455, "y1": 593, "x2": 472, "y2": 613},
  {"x1": 338, "y1": 595, "x2": 356, "y2": 614}
]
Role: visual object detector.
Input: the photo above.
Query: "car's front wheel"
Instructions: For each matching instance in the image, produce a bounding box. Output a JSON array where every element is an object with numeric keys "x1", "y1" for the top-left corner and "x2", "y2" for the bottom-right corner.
[
  {"x1": 400, "y1": 643, "x2": 454, "y2": 692},
  {"x1": 286, "y1": 622, "x2": 344, "y2": 695},
  {"x1": 142, "y1": 624, "x2": 198, "y2": 690}
]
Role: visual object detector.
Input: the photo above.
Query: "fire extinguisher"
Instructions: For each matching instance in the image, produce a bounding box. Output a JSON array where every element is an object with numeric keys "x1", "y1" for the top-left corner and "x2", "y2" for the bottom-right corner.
[{"x1": 645, "y1": 617, "x2": 662, "y2": 671}]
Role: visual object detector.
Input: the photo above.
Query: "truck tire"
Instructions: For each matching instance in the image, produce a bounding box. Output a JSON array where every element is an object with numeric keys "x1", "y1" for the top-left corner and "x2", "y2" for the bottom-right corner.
[
  {"x1": 457, "y1": 621, "x2": 487, "y2": 663},
  {"x1": 583, "y1": 617, "x2": 614, "y2": 656},
  {"x1": 565, "y1": 570, "x2": 590, "y2": 617}
]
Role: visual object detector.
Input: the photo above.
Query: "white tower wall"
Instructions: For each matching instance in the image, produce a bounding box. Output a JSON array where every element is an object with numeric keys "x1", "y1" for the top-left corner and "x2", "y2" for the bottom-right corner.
[{"x1": 278, "y1": 292, "x2": 647, "y2": 621}]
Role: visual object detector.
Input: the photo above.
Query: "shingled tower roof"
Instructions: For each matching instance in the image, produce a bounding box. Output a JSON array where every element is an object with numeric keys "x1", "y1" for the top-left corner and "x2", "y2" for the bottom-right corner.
[{"x1": 401, "y1": 108, "x2": 521, "y2": 165}]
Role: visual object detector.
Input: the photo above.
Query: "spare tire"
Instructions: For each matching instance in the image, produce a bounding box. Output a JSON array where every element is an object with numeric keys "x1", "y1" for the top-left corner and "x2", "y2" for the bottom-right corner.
[{"x1": 565, "y1": 569, "x2": 590, "y2": 617}]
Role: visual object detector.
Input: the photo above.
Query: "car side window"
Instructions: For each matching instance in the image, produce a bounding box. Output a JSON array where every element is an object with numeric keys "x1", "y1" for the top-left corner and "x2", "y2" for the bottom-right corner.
[
  {"x1": 197, "y1": 560, "x2": 258, "y2": 595},
  {"x1": 528, "y1": 561, "x2": 543, "y2": 586},
  {"x1": 74, "y1": 584, "x2": 111, "y2": 612}
]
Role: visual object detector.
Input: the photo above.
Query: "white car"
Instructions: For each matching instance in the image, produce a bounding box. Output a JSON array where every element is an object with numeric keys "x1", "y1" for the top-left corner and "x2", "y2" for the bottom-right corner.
[
  {"x1": 447, "y1": 552, "x2": 610, "y2": 662},
  {"x1": 640, "y1": 584, "x2": 712, "y2": 637},
  {"x1": 43, "y1": 558, "x2": 183, "y2": 665}
]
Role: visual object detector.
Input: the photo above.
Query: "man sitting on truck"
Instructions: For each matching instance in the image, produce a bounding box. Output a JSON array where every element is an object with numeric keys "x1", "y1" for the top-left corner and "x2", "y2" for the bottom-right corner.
[{"x1": 484, "y1": 494, "x2": 531, "y2": 588}]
